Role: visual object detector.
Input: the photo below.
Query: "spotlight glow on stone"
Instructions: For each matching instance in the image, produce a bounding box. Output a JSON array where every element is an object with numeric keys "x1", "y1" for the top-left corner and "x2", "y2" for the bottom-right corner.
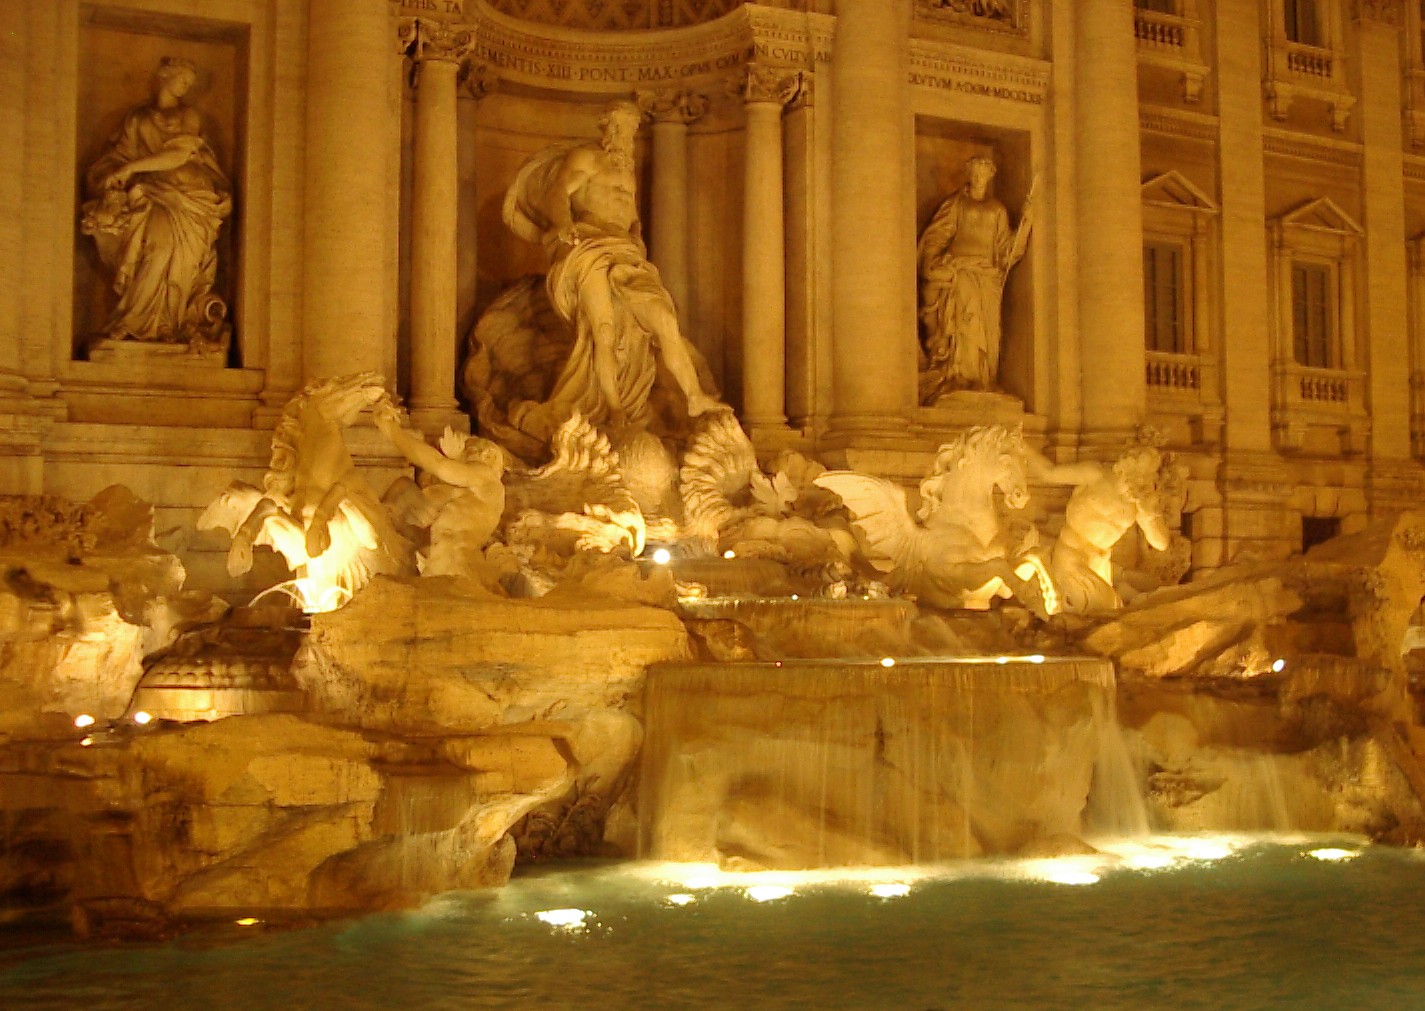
[
  {"x1": 1272, "y1": 658, "x2": 1287, "y2": 673},
  {"x1": 880, "y1": 657, "x2": 896, "y2": 668},
  {"x1": 74, "y1": 714, "x2": 96, "y2": 728},
  {"x1": 722, "y1": 550, "x2": 736, "y2": 559},
  {"x1": 132, "y1": 711, "x2": 153, "y2": 725},
  {"x1": 235, "y1": 917, "x2": 261, "y2": 926},
  {"x1": 651, "y1": 548, "x2": 672, "y2": 565}
]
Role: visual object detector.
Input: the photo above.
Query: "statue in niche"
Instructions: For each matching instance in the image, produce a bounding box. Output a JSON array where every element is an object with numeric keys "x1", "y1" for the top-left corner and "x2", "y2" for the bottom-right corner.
[
  {"x1": 1029, "y1": 440, "x2": 1182, "y2": 614},
  {"x1": 917, "y1": 155, "x2": 1034, "y2": 401},
  {"x1": 374, "y1": 404, "x2": 508, "y2": 580},
  {"x1": 815, "y1": 425, "x2": 1058, "y2": 614},
  {"x1": 80, "y1": 57, "x2": 232, "y2": 353},
  {"x1": 464, "y1": 99, "x2": 726, "y2": 462}
]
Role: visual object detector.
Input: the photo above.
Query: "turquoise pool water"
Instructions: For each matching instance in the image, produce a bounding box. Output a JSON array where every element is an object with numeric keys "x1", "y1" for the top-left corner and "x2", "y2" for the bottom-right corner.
[{"x1": 3, "y1": 836, "x2": 1424, "y2": 1010}]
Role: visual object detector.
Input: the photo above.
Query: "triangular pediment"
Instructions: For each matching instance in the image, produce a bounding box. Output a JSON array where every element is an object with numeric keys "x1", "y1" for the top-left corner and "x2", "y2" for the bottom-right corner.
[
  {"x1": 1141, "y1": 170, "x2": 1218, "y2": 214},
  {"x1": 1276, "y1": 196, "x2": 1363, "y2": 236}
]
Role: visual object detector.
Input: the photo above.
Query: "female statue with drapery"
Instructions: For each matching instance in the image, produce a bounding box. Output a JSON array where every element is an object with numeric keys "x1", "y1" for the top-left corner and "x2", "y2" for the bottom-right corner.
[
  {"x1": 80, "y1": 57, "x2": 233, "y2": 351},
  {"x1": 917, "y1": 155, "x2": 1034, "y2": 401}
]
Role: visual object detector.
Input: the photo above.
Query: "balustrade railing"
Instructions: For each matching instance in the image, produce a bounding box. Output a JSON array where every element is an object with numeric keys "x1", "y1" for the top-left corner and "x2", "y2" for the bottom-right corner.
[
  {"x1": 1285, "y1": 44, "x2": 1333, "y2": 80},
  {"x1": 1134, "y1": 10, "x2": 1187, "y2": 50},
  {"x1": 1146, "y1": 352, "x2": 1201, "y2": 392}
]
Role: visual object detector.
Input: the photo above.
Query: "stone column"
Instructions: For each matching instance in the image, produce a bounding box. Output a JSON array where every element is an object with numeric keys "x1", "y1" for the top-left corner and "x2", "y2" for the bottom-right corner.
[
  {"x1": 638, "y1": 90, "x2": 707, "y2": 329},
  {"x1": 1204, "y1": 0, "x2": 1292, "y2": 568},
  {"x1": 303, "y1": 0, "x2": 397, "y2": 383},
  {"x1": 740, "y1": 68, "x2": 801, "y2": 435},
  {"x1": 1356, "y1": 8, "x2": 1415, "y2": 505},
  {"x1": 828, "y1": 0, "x2": 914, "y2": 439},
  {"x1": 1073, "y1": 0, "x2": 1146, "y2": 443},
  {"x1": 403, "y1": 18, "x2": 473, "y2": 432}
]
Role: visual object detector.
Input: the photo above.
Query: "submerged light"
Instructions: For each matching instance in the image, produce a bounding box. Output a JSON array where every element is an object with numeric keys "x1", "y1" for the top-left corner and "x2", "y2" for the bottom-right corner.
[
  {"x1": 665, "y1": 893, "x2": 696, "y2": 906},
  {"x1": 651, "y1": 547, "x2": 672, "y2": 565},
  {"x1": 868, "y1": 883, "x2": 911, "y2": 899},
  {"x1": 534, "y1": 908, "x2": 591, "y2": 931},
  {"x1": 1031, "y1": 860, "x2": 1101, "y2": 886},
  {"x1": 880, "y1": 657, "x2": 896, "y2": 668},
  {"x1": 132, "y1": 710, "x2": 153, "y2": 726},
  {"x1": 73, "y1": 714, "x2": 95, "y2": 729},
  {"x1": 1308, "y1": 847, "x2": 1358, "y2": 862},
  {"x1": 235, "y1": 917, "x2": 261, "y2": 926},
  {"x1": 723, "y1": 549, "x2": 736, "y2": 560},
  {"x1": 1272, "y1": 658, "x2": 1287, "y2": 673},
  {"x1": 745, "y1": 885, "x2": 794, "y2": 902}
]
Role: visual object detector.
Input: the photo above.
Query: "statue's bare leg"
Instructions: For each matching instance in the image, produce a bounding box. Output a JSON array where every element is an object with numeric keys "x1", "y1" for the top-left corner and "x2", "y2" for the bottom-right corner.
[
  {"x1": 634, "y1": 300, "x2": 723, "y2": 417},
  {"x1": 580, "y1": 273, "x2": 628, "y2": 425}
]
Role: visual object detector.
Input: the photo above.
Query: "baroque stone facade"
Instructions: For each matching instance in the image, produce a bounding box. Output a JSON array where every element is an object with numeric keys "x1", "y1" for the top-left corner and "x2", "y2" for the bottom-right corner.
[{"x1": 3, "y1": 0, "x2": 1425, "y2": 593}]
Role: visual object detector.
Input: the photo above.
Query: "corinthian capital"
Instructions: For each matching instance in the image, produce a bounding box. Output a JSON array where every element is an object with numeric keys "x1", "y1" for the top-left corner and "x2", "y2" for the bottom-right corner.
[
  {"x1": 635, "y1": 88, "x2": 710, "y2": 125},
  {"x1": 740, "y1": 65, "x2": 806, "y2": 106},
  {"x1": 398, "y1": 17, "x2": 475, "y2": 63}
]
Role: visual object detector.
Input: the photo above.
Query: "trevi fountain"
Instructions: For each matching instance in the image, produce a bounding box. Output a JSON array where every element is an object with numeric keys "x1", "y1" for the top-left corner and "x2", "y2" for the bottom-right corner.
[{"x1": 6, "y1": 0, "x2": 1425, "y2": 1008}]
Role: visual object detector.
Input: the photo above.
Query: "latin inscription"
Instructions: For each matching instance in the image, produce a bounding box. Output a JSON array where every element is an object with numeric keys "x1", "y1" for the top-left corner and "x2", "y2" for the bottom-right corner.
[
  {"x1": 390, "y1": 0, "x2": 467, "y2": 13},
  {"x1": 909, "y1": 70, "x2": 1044, "y2": 105}
]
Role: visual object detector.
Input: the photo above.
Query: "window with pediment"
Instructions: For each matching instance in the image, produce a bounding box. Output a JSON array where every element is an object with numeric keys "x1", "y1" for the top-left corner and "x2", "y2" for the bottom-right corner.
[
  {"x1": 1268, "y1": 197, "x2": 1366, "y2": 454},
  {"x1": 1141, "y1": 171, "x2": 1220, "y2": 443}
]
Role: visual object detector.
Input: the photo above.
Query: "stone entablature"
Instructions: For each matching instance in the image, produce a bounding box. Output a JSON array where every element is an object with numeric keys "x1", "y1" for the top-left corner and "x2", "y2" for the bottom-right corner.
[{"x1": 908, "y1": 38, "x2": 1050, "y2": 105}]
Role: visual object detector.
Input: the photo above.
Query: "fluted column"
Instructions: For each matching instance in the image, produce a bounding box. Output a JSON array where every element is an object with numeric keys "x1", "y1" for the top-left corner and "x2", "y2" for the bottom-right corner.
[
  {"x1": 403, "y1": 18, "x2": 472, "y2": 431},
  {"x1": 303, "y1": 0, "x2": 396, "y2": 382},
  {"x1": 829, "y1": 0, "x2": 914, "y2": 437},
  {"x1": 639, "y1": 89, "x2": 707, "y2": 329},
  {"x1": 1073, "y1": 0, "x2": 1146, "y2": 442},
  {"x1": 740, "y1": 68, "x2": 800, "y2": 434}
]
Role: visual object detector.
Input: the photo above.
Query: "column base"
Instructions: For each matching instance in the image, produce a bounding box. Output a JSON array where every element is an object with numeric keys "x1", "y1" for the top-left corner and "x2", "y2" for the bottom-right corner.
[{"x1": 407, "y1": 406, "x2": 471, "y2": 439}]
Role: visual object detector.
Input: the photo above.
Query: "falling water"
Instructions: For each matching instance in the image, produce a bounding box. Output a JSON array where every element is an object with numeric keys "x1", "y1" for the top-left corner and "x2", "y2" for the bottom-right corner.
[
  {"x1": 638, "y1": 656, "x2": 1129, "y2": 868},
  {"x1": 1082, "y1": 691, "x2": 1152, "y2": 838}
]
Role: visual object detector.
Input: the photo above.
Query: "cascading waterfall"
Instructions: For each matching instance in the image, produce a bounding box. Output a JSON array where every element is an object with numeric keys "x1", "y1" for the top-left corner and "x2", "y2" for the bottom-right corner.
[{"x1": 638, "y1": 655, "x2": 1138, "y2": 868}]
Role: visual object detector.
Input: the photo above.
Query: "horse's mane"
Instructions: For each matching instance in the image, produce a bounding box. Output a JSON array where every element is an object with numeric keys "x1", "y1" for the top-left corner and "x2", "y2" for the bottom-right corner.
[
  {"x1": 262, "y1": 372, "x2": 388, "y2": 500},
  {"x1": 917, "y1": 424, "x2": 1024, "y2": 523}
]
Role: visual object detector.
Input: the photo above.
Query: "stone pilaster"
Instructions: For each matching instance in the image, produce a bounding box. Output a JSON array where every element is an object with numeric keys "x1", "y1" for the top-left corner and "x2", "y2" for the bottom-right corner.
[
  {"x1": 303, "y1": 0, "x2": 398, "y2": 384},
  {"x1": 638, "y1": 89, "x2": 707, "y2": 331},
  {"x1": 827, "y1": 0, "x2": 915, "y2": 443},
  {"x1": 1356, "y1": 3, "x2": 1419, "y2": 514},
  {"x1": 1073, "y1": 0, "x2": 1145, "y2": 446},
  {"x1": 402, "y1": 18, "x2": 474, "y2": 433},
  {"x1": 740, "y1": 67, "x2": 801, "y2": 436},
  {"x1": 1209, "y1": 1, "x2": 1292, "y2": 564}
]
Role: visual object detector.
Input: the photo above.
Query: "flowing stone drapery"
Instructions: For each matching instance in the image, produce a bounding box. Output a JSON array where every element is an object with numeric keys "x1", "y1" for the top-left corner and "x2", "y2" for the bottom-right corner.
[
  {"x1": 740, "y1": 67, "x2": 802, "y2": 435},
  {"x1": 402, "y1": 18, "x2": 474, "y2": 432}
]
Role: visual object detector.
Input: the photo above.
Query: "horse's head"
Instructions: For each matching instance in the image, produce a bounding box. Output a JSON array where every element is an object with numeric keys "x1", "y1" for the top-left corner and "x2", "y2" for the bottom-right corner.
[{"x1": 919, "y1": 424, "x2": 1029, "y2": 520}]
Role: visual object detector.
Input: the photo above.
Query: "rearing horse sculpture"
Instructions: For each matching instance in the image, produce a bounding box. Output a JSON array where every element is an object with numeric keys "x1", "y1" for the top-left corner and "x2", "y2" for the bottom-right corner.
[
  {"x1": 200, "y1": 372, "x2": 414, "y2": 611},
  {"x1": 815, "y1": 425, "x2": 1058, "y2": 613}
]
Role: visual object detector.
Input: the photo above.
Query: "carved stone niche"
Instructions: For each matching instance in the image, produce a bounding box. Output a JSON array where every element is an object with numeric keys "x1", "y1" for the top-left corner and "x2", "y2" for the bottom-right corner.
[
  {"x1": 74, "y1": 8, "x2": 245, "y2": 367},
  {"x1": 912, "y1": 116, "x2": 1035, "y2": 421}
]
